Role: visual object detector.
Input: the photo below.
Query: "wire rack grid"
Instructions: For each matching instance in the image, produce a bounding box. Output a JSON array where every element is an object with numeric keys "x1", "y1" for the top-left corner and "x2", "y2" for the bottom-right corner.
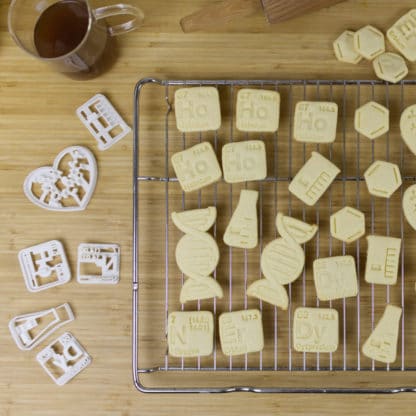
[{"x1": 133, "y1": 78, "x2": 416, "y2": 393}]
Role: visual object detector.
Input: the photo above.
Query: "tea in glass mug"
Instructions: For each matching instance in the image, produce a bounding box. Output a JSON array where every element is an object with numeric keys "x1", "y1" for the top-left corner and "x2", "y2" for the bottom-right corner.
[{"x1": 8, "y1": 0, "x2": 144, "y2": 77}]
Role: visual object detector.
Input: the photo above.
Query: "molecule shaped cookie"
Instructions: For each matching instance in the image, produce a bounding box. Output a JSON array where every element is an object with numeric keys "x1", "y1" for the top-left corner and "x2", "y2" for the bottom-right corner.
[
  {"x1": 364, "y1": 160, "x2": 402, "y2": 199},
  {"x1": 373, "y1": 52, "x2": 408, "y2": 84},
  {"x1": 353, "y1": 25, "x2": 385, "y2": 60},
  {"x1": 354, "y1": 101, "x2": 389, "y2": 140}
]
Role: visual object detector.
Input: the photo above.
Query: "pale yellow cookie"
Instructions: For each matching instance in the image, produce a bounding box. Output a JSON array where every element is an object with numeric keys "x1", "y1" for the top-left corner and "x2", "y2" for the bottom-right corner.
[
  {"x1": 288, "y1": 152, "x2": 340, "y2": 206},
  {"x1": 365, "y1": 235, "x2": 401, "y2": 285},
  {"x1": 293, "y1": 307, "x2": 339, "y2": 353},
  {"x1": 364, "y1": 160, "x2": 402, "y2": 198},
  {"x1": 168, "y1": 311, "x2": 214, "y2": 357},
  {"x1": 222, "y1": 140, "x2": 267, "y2": 184},
  {"x1": 313, "y1": 255, "x2": 358, "y2": 301},
  {"x1": 224, "y1": 190, "x2": 258, "y2": 249},
  {"x1": 247, "y1": 279, "x2": 288, "y2": 310},
  {"x1": 275, "y1": 212, "x2": 318, "y2": 244},
  {"x1": 171, "y1": 142, "x2": 222, "y2": 193},
  {"x1": 219, "y1": 309, "x2": 264, "y2": 356},
  {"x1": 373, "y1": 52, "x2": 408, "y2": 84},
  {"x1": 180, "y1": 277, "x2": 223, "y2": 303},
  {"x1": 293, "y1": 101, "x2": 338, "y2": 143},
  {"x1": 174, "y1": 87, "x2": 221, "y2": 132},
  {"x1": 330, "y1": 206, "x2": 365, "y2": 243},
  {"x1": 172, "y1": 206, "x2": 217, "y2": 233},
  {"x1": 261, "y1": 237, "x2": 305, "y2": 285},
  {"x1": 403, "y1": 184, "x2": 416, "y2": 230},
  {"x1": 333, "y1": 30, "x2": 362, "y2": 64},
  {"x1": 236, "y1": 89, "x2": 280, "y2": 132},
  {"x1": 353, "y1": 25, "x2": 385, "y2": 60},
  {"x1": 387, "y1": 9, "x2": 416, "y2": 62},
  {"x1": 176, "y1": 232, "x2": 219, "y2": 279},
  {"x1": 362, "y1": 304, "x2": 402, "y2": 364},
  {"x1": 354, "y1": 101, "x2": 389, "y2": 140},
  {"x1": 400, "y1": 104, "x2": 416, "y2": 155}
]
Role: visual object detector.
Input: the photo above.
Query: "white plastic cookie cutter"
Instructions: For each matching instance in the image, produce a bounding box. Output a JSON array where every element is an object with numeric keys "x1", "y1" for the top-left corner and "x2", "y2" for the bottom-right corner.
[
  {"x1": 9, "y1": 303, "x2": 74, "y2": 351},
  {"x1": 23, "y1": 146, "x2": 97, "y2": 212},
  {"x1": 18, "y1": 240, "x2": 71, "y2": 292},
  {"x1": 36, "y1": 332, "x2": 91, "y2": 386},
  {"x1": 76, "y1": 94, "x2": 131, "y2": 150},
  {"x1": 77, "y1": 243, "x2": 120, "y2": 284}
]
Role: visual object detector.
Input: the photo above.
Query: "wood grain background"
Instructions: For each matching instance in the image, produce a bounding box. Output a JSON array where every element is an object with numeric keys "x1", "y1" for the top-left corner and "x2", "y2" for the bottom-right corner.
[{"x1": 2, "y1": 0, "x2": 416, "y2": 414}]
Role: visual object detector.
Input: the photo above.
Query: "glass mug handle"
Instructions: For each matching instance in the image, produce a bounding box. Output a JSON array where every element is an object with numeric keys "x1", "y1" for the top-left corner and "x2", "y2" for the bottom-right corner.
[{"x1": 93, "y1": 4, "x2": 144, "y2": 36}]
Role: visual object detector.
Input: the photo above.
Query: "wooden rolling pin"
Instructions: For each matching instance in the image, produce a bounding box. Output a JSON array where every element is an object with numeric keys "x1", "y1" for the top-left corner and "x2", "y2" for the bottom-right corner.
[{"x1": 180, "y1": 0, "x2": 346, "y2": 32}]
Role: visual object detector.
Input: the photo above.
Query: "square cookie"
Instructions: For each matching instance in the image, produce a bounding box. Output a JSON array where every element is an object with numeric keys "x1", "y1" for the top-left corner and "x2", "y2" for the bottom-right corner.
[
  {"x1": 174, "y1": 87, "x2": 221, "y2": 132},
  {"x1": 313, "y1": 255, "x2": 358, "y2": 301},
  {"x1": 168, "y1": 311, "x2": 214, "y2": 357},
  {"x1": 293, "y1": 307, "x2": 339, "y2": 353},
  {"x1": 294, "y1": 101, "x2": 338, "y2": 143},
  {"x1": 219, "y1": 309, "x2": 264, "y2": 356},
  {"x1": 222, "y1": 140, "x2": 267, "y2": 183},
  {"x1": 236, "y1": 89, "x2": 280, "y2": 132},
  {"x1": 171, "y1": 142, "x2": 222, "y2": 192}
]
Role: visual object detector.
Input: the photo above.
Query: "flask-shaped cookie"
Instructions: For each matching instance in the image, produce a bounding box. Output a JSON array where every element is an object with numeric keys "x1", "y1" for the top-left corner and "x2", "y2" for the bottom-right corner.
[
  {"x1": 224, "y1": 190, "x2": 258, "y2": 249},
  {"x1": 362, "y1": 304, "x2": 402, "y2": 364}
]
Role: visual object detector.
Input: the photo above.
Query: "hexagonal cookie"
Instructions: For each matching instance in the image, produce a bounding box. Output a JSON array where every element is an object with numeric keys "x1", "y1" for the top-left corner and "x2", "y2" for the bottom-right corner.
[
  {"x1": 373, "y1": 52, "x2": 408, "y2": 84},
  {"x1": 333, "y1": 30, "x2": 362, "y2": 64},
  {"x1": 354, "y1": 101, "x2": 389, "y2": 140},
  {"x1": 364, "y1": 161, "x2": 402, "y2": 199},
  {"x1": 353, "y1": 25, "x2": 385, "y2": 60},
  {"x1": 330, "y1": 206, "x2": 365, "y2": 243}
]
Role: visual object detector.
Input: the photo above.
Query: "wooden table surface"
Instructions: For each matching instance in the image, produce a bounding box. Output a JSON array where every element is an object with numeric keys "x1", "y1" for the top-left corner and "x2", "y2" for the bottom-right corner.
[{"x1": 2, "y1": 0, "x2": 416, "y2": 414}]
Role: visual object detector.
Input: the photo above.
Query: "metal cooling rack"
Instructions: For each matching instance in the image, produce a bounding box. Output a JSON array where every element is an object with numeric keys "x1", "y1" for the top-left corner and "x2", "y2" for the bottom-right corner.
[{"x1": 132, "y1": 78, "x2": 416, "y2": 393}]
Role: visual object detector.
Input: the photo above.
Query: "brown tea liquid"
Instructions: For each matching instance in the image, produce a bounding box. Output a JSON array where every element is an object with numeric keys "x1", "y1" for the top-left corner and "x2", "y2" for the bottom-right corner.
[
  {"x1": 34, "y1": 0, "x2": 89, "y2": 59},
  {"x1": 34, "y1": 0, "x2": 117, "y2": 78}
]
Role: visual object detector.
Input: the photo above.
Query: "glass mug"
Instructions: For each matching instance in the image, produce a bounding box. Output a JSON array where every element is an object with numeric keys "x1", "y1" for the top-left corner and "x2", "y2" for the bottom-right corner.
[{"x1": 8, "y1": 0, "x2": 144, "y2": 78}]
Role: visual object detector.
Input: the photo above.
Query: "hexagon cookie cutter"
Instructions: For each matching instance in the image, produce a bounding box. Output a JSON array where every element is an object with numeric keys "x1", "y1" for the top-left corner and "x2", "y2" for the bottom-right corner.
[
  {"x1": 23, "y1": 146, "x2": 97, "y2": 212},
  {"x1": 18, "y1": 240, "x2": 71, "y2": 292},
  {"x1": 77, "y1": 243, "x2": 120, "y2": 284},
  {"x1": 36, "y1": 332, "x2": 91, "y2": 386},
  {"x1": 9, "y1": 303, "x2": 74, "y2": 351},
  {"x1": 364, "y1": 160, "x2": 402, "y2": 199},
  {"x1": 76, "y1": 94, "x2": 131, "y2": 151}
]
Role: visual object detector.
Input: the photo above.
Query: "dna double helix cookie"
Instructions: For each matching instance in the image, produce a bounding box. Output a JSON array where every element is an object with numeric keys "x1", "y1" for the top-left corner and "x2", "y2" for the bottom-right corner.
[{"x1": 172, "y1": 207, "x2": 223, "y2": 303}]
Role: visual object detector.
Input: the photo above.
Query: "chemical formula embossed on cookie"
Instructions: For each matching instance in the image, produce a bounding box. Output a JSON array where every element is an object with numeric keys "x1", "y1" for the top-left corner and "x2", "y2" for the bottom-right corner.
[
  {"x1": 294, "y1": 101, "x2": 338, "y2": 143},
  {"x1": 236, "y1": 89, "x2": 280, "y2": 132},
  {"x1": 174, "y1": 87, "x2": 221, "y2": 132},
  {"x1": 222, "y1": 140, "x2": 267, "y2": 183},
  {"x1": 313, "y1": 256, "x2": 358, "y2": 301},
  {"x1": 168, "y1": 311, "x2": 214, "y2": 357},
  {"x1": 171, "y1": 142, "x2": 222, "y2": 192},
  {"x1": 387, "y1": 9, "x2": 416, "y2": 62},
  {"x1": 293, "y1": 307, "x2": 339, "y2": 353},
  {"x1": 219, "y1": 309, "x2": 264, "y2": 356}
]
